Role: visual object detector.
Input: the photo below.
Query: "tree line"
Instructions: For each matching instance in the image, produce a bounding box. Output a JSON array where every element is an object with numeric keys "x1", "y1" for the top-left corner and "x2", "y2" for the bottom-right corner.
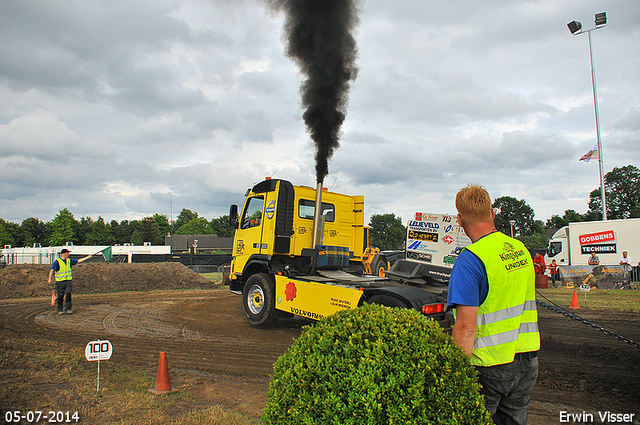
[
  {"x1": 2, "y1": 165, "x2": 638, "y2": 250},
  {"x1": 0, "y1": 208, "x2": 235, "y2": 248}
]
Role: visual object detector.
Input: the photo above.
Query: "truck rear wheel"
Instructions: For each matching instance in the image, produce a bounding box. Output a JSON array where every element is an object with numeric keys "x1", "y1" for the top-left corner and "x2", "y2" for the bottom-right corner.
[
  {"x1": 373, "y1": 258, "x2": 387, "y2": 277},
  {"x1": 243, "y1": 273, "x2": 277, "y2": 326},
  {"x1": 366, "y1": 294, "x2": 407, "y2": 309}
]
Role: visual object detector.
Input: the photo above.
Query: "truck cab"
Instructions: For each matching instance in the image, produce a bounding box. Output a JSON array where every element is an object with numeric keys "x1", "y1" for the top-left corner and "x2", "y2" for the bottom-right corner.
[
  {"x1": 546, "y1": 227, "x2": 569, "y2": 264},
  {"x1": 228, "y1": 178, "x2": 366, "y2": 294}
]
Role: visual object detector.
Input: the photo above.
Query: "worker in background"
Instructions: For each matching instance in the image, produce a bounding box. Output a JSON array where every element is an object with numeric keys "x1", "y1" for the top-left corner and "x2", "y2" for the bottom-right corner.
[
  {"x1": 448, "y1": 184, "x2": 539, "y2": 425},
  {"x1": 533, "y1": 252, "x2": 546, "y2": 275},
  {"x1": 588, "y1": 252, "x2": 600, "y2": 265},
  {"x1": 47, "y1": 248, "x2": 92, "y2": 315}
]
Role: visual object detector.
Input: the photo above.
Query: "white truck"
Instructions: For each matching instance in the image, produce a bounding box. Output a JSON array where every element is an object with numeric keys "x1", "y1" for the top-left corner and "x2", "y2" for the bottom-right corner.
[
  {"x1": 386, "y1": 213, "x2": 471, "y2": 286},
  {"x1": 546, "y1": 218, "x2": 640, "y2": 266},
  {"x1": 546, "y1": 218, "x2": 640, "y2": 289}
]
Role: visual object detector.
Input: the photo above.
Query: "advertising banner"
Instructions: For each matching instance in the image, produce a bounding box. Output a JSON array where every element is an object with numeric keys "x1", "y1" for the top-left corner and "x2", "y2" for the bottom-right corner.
[
  {"x1": 578, "y1": 230, "x2": 615, "y2": 245},
  {"x1": 559, "y1": 265, "x2": 630, "y2": 290},
  {"x1": 406, "y1": 213, "x2": 471, "y2": 267},
  {"x1": 578, "y1": 229, "x2": 618, "y2": 255}
]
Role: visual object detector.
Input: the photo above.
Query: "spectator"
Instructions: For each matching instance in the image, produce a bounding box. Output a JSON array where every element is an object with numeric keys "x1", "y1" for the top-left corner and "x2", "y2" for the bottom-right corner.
[
  {"x1": 619, "y1": 251, "x2": 632, "y2": 269},
  {"x1": 619, "y1": 251, "x2": 632, "y2": 279},
  {"x1": 548, "y1": 259, "x2": 559, "y2": 288},
  {"x1": 588, "y1": 252, "x2": 600, "y2": 265}
]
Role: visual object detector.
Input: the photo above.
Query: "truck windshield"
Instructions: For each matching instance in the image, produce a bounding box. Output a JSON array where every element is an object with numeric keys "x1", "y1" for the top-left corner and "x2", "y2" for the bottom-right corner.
[
  {"x1": 548, "y1": 241, "x2": 562, "y2": 258},
  {"x1": 241, "y1": 196, "x2": 264, "y2": 229}
]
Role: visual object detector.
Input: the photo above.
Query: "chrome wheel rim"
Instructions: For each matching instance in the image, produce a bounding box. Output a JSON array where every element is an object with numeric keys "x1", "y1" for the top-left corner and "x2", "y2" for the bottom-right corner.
[{"x1": 247, "y1": 284, "x2": 264, "y2": 315}]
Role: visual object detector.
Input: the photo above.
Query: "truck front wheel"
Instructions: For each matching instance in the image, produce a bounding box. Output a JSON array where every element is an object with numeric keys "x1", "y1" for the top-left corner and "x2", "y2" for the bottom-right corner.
[{"x1": 243, "y1": 273, "x2": 277, "y2": 326}]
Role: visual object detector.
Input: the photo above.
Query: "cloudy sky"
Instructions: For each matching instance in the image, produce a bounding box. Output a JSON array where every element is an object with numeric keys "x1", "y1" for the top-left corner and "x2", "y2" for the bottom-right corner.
[{"x1": 1, "y1": 0, "x2": 639, "y2": 226}]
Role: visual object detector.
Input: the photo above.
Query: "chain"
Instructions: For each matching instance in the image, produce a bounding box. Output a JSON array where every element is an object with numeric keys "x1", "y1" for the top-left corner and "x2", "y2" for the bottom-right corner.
[{"x1": 536, "y1": 289, "x2": 640, "y2": 350}]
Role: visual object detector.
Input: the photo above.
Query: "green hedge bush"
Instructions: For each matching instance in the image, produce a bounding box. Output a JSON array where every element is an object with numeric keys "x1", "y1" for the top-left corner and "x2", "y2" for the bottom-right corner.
[{"x1": 263, "y1": 304, "x2": 491, "y2": 425}]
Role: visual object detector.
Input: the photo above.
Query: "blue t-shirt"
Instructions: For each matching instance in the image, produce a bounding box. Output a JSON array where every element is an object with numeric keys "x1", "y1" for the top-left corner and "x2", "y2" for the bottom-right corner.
[
  {"x1": 447, "y1": 249, "x2": 489, "y2": 307},
  {"x1": 50, "y1": 258, "x2": 79, "y2": 271}
]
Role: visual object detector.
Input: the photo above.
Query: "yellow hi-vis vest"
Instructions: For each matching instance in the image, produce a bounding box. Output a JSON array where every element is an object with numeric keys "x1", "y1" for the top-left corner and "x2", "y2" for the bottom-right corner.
[
  {"x1": 55, "y1": 258, "x2": 73, "y2": 282},
  {"x1": 464, "y1": 232, "x2": 540, "y2": 367}
]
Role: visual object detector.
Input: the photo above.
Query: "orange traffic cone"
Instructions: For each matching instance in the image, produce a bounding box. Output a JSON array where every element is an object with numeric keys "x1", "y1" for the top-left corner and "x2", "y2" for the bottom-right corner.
[
  {"x1": 569, "y1": 289, "x2": 580, "y2": 309},
  {"x1": 148, "y1": 352, "x2": 178, "y2": 395},
  {"x1": 51, "y1": 290, "x2": 56, "y2": 306}
]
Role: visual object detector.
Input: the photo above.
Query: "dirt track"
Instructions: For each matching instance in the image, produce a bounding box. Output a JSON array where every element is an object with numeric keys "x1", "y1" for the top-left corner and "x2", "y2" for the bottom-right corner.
[{"x1": 1, "y1": 286, "x2": 640, "y2": 423}]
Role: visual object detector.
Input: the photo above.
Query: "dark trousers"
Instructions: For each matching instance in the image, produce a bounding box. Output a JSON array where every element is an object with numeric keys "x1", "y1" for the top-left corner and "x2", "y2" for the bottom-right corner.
[
  {"x1": 55, "y1": 280, "x2": 73, "y2": 312},
  {"x1": 475, "y1": 354, "x2": 538, "y2": 425}
]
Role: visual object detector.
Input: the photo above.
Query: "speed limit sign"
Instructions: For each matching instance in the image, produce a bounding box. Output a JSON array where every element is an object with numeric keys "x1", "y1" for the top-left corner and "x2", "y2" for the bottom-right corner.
[{"x1": 85, "y1": 339, "x2": 113, "y2": 361}]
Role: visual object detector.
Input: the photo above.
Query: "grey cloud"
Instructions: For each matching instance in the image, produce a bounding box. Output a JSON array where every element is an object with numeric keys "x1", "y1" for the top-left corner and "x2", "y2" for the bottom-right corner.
[
  {"x1": 333, "y1": 134, "x2": 447, "y2": 185},
  {"x1": 613, "y1": 107, "x2": 640, "y2": 131},
  {"x1": 353, "y1": 69, "x2": 557, "y2": 127},
  {"x1": 0, "y1": 1, "x2": 193, "y2": 89},
  {"x1": 454, "y1": 131, "x2": 574, "y2": 171},
  {"x1": 0, "y1": 112, "x2": 118, "y2": 161},
  {"x1": 0, "y1": 113, "x2": 80, "y2": 161}
]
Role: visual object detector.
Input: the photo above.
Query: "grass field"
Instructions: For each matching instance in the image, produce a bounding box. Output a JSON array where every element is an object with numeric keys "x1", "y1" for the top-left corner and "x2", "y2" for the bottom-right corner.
[
  {"x1": 201, "y1": 272, "x2": 224, "y2": 284},
  {"x1": 536, "y1": 286, "x2": 640, "y2": 312}
]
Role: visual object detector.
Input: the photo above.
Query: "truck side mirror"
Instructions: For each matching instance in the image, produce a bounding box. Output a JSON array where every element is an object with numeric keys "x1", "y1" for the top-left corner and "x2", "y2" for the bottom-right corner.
[{"x1": 229, "y1": 204, "x2": 239, "y2": 229}]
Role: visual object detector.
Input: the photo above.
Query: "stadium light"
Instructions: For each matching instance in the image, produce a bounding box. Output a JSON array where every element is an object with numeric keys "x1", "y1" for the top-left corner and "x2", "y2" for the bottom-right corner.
[{"x1": 567, "y1": 12, "x2": 608, "y2": 220}]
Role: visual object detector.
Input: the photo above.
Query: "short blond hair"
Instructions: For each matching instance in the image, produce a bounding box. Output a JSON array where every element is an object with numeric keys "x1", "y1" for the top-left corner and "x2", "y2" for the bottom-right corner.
[{"x1": 455, "y1": 184, "x2": 493, "y2": 225}]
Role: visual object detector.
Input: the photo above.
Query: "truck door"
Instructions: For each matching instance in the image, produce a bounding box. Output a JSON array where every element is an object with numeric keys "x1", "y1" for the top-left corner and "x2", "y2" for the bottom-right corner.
[{"x1": 234, "y1": 195, "x2": 266, "y2": 274}]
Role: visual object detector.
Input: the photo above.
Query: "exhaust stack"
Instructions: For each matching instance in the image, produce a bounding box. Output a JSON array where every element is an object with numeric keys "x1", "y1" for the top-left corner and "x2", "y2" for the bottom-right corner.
[{"x1": 312, "y1": 182, "x2": 324, "y2": 247}]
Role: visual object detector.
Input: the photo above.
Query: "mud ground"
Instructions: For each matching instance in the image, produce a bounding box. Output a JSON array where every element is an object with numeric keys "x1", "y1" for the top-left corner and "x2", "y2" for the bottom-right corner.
[{"x1": 1, "y1": 264, "x2": 640, "y2": 424}]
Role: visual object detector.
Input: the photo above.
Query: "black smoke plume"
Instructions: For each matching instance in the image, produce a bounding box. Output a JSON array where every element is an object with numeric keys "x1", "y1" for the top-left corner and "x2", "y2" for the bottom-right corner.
[{"x1": 270, "y1": 0, "x2": 360, "y2": 184}]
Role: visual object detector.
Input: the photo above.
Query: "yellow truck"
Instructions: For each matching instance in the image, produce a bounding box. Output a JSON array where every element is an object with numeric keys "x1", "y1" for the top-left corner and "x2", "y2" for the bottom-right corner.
[{"x1": 228, "y1": 178, "x2": 451, "y2": 327}]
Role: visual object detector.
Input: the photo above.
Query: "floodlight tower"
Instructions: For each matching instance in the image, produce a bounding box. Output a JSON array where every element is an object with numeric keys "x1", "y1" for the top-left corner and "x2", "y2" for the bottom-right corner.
[{"x1": 567, "y1": 12, "x2": 608, "y2": 220}]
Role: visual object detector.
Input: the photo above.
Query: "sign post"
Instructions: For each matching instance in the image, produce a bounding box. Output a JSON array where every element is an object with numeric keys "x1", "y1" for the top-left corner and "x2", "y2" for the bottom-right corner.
[
  {"x1": 579, "y1": 283, "x2": 591, "y2": 303},
  {"x1": 85, "y1": 339, "x2": 113, "y2": 400}
]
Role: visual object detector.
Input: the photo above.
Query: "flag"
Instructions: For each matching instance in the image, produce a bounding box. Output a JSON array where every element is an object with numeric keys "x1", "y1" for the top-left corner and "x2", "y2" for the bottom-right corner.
[
  {"x1": 100, "y1": 246, "x2": 112, "y2": 262},
  {"x1": 579, "y1": 145, "x2": 599, "y2": 162}
]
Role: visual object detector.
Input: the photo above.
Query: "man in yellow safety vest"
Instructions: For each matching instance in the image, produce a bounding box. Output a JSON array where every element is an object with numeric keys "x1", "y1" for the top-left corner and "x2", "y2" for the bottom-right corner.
[
  {"x1": 448, "y1": 184, "x2": 540, "y2": 425},
  {"x1": 47, "y1": 248, "x2": 92, "y2": 315}
]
